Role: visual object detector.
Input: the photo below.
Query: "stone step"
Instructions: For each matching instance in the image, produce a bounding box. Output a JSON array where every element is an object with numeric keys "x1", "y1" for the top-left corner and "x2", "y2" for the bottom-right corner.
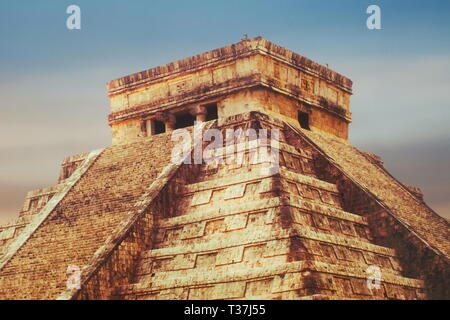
[
  {"x1": 173, "y1": 169, "x2": 344, "y2": 221},
  {"x1": 155, "y1": 197, "x2": 372, "y2": 250},
  {"x1": 176, "y1": 166, "x2": 345, "y2": 219},
  {"x1": 194, "y1": 140, "x2": 318, "y2": 182},
  {"x1": 152, "y1": 223, "x2": 390, "y2": 261},
  {"x1": 118, "y1": 260, "x2": 424, "y2": 300},
  {"x1": 159, "y1": 197, "x2": 367, "y2": 230},
  {"x1": 196, "y1": 139, "x2": 314, "y2": 167},
  {"x1": 182, "y1": 167, "x2": 338, "y2": 197},
  {"x1": 136, "y1": 247, "x2": 404, "y2": 284},
  {"x1": 139, "y1": 223, "x2": 403, "y2": 279}
]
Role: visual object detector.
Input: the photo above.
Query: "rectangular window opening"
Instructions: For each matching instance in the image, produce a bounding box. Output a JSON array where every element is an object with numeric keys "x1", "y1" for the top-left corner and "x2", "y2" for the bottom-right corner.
[
  {"x1": 298, "y1": 111, "x2": 310, "y2": 130},
  {"x1": 205, "y1": 103, "x2": 218, "y2": 121},
  {"x1": 152, "y1": 119, "x2": 166, "y2": 135},
  {"x1": 175, "y1": 113, "x2": 195, "y2": 129}
]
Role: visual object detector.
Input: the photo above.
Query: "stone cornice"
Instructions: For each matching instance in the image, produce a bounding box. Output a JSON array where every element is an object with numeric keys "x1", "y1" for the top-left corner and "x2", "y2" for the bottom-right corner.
[
  {"x1": 107, "y1": 74, "x2": 352, "y2": 125},
  {"x1": 107, "y1": 37, "x2": 353, "y2": 97}
]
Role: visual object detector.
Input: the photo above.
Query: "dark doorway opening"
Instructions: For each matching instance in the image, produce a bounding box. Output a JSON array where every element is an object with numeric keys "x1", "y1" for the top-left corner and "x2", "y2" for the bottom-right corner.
[
  {"x1": 298, "y1": 111, "x2": 310, "y2": 130},
  {"x1": 205, "y1": 103, "x2": 218, "y2": 121},
  {"x1": 152, "y1": 119, "x2": 166, "y2": 135},
  {"x1": 175, "y1": 113, "x2": 195, "y2": 129}
]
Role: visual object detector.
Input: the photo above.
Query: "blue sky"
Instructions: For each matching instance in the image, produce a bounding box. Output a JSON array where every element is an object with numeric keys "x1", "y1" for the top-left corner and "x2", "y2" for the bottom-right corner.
[{"x1": 1, "y1": 0, "x2": 450, "y2": 221}]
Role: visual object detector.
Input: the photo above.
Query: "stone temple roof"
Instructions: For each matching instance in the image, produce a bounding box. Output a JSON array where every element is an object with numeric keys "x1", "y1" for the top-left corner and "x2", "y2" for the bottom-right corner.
[
  {"x1": 107, "y1": 37, "x2": 353, "y2": 97},
  {"x1": 0, "y1": 112, "x2": 448, "y2": 300}
]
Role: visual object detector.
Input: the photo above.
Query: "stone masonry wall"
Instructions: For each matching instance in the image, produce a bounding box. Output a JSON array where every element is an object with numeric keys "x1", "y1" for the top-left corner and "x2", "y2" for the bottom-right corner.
[{"x1": 285, "y1": 122, "x2": 450, "y2": 299}]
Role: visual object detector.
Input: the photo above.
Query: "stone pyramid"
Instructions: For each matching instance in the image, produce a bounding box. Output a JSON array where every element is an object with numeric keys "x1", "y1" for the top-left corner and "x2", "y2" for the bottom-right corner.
[{"x1": 0, "y1": 38, "x2": 448, "y2": 300}]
